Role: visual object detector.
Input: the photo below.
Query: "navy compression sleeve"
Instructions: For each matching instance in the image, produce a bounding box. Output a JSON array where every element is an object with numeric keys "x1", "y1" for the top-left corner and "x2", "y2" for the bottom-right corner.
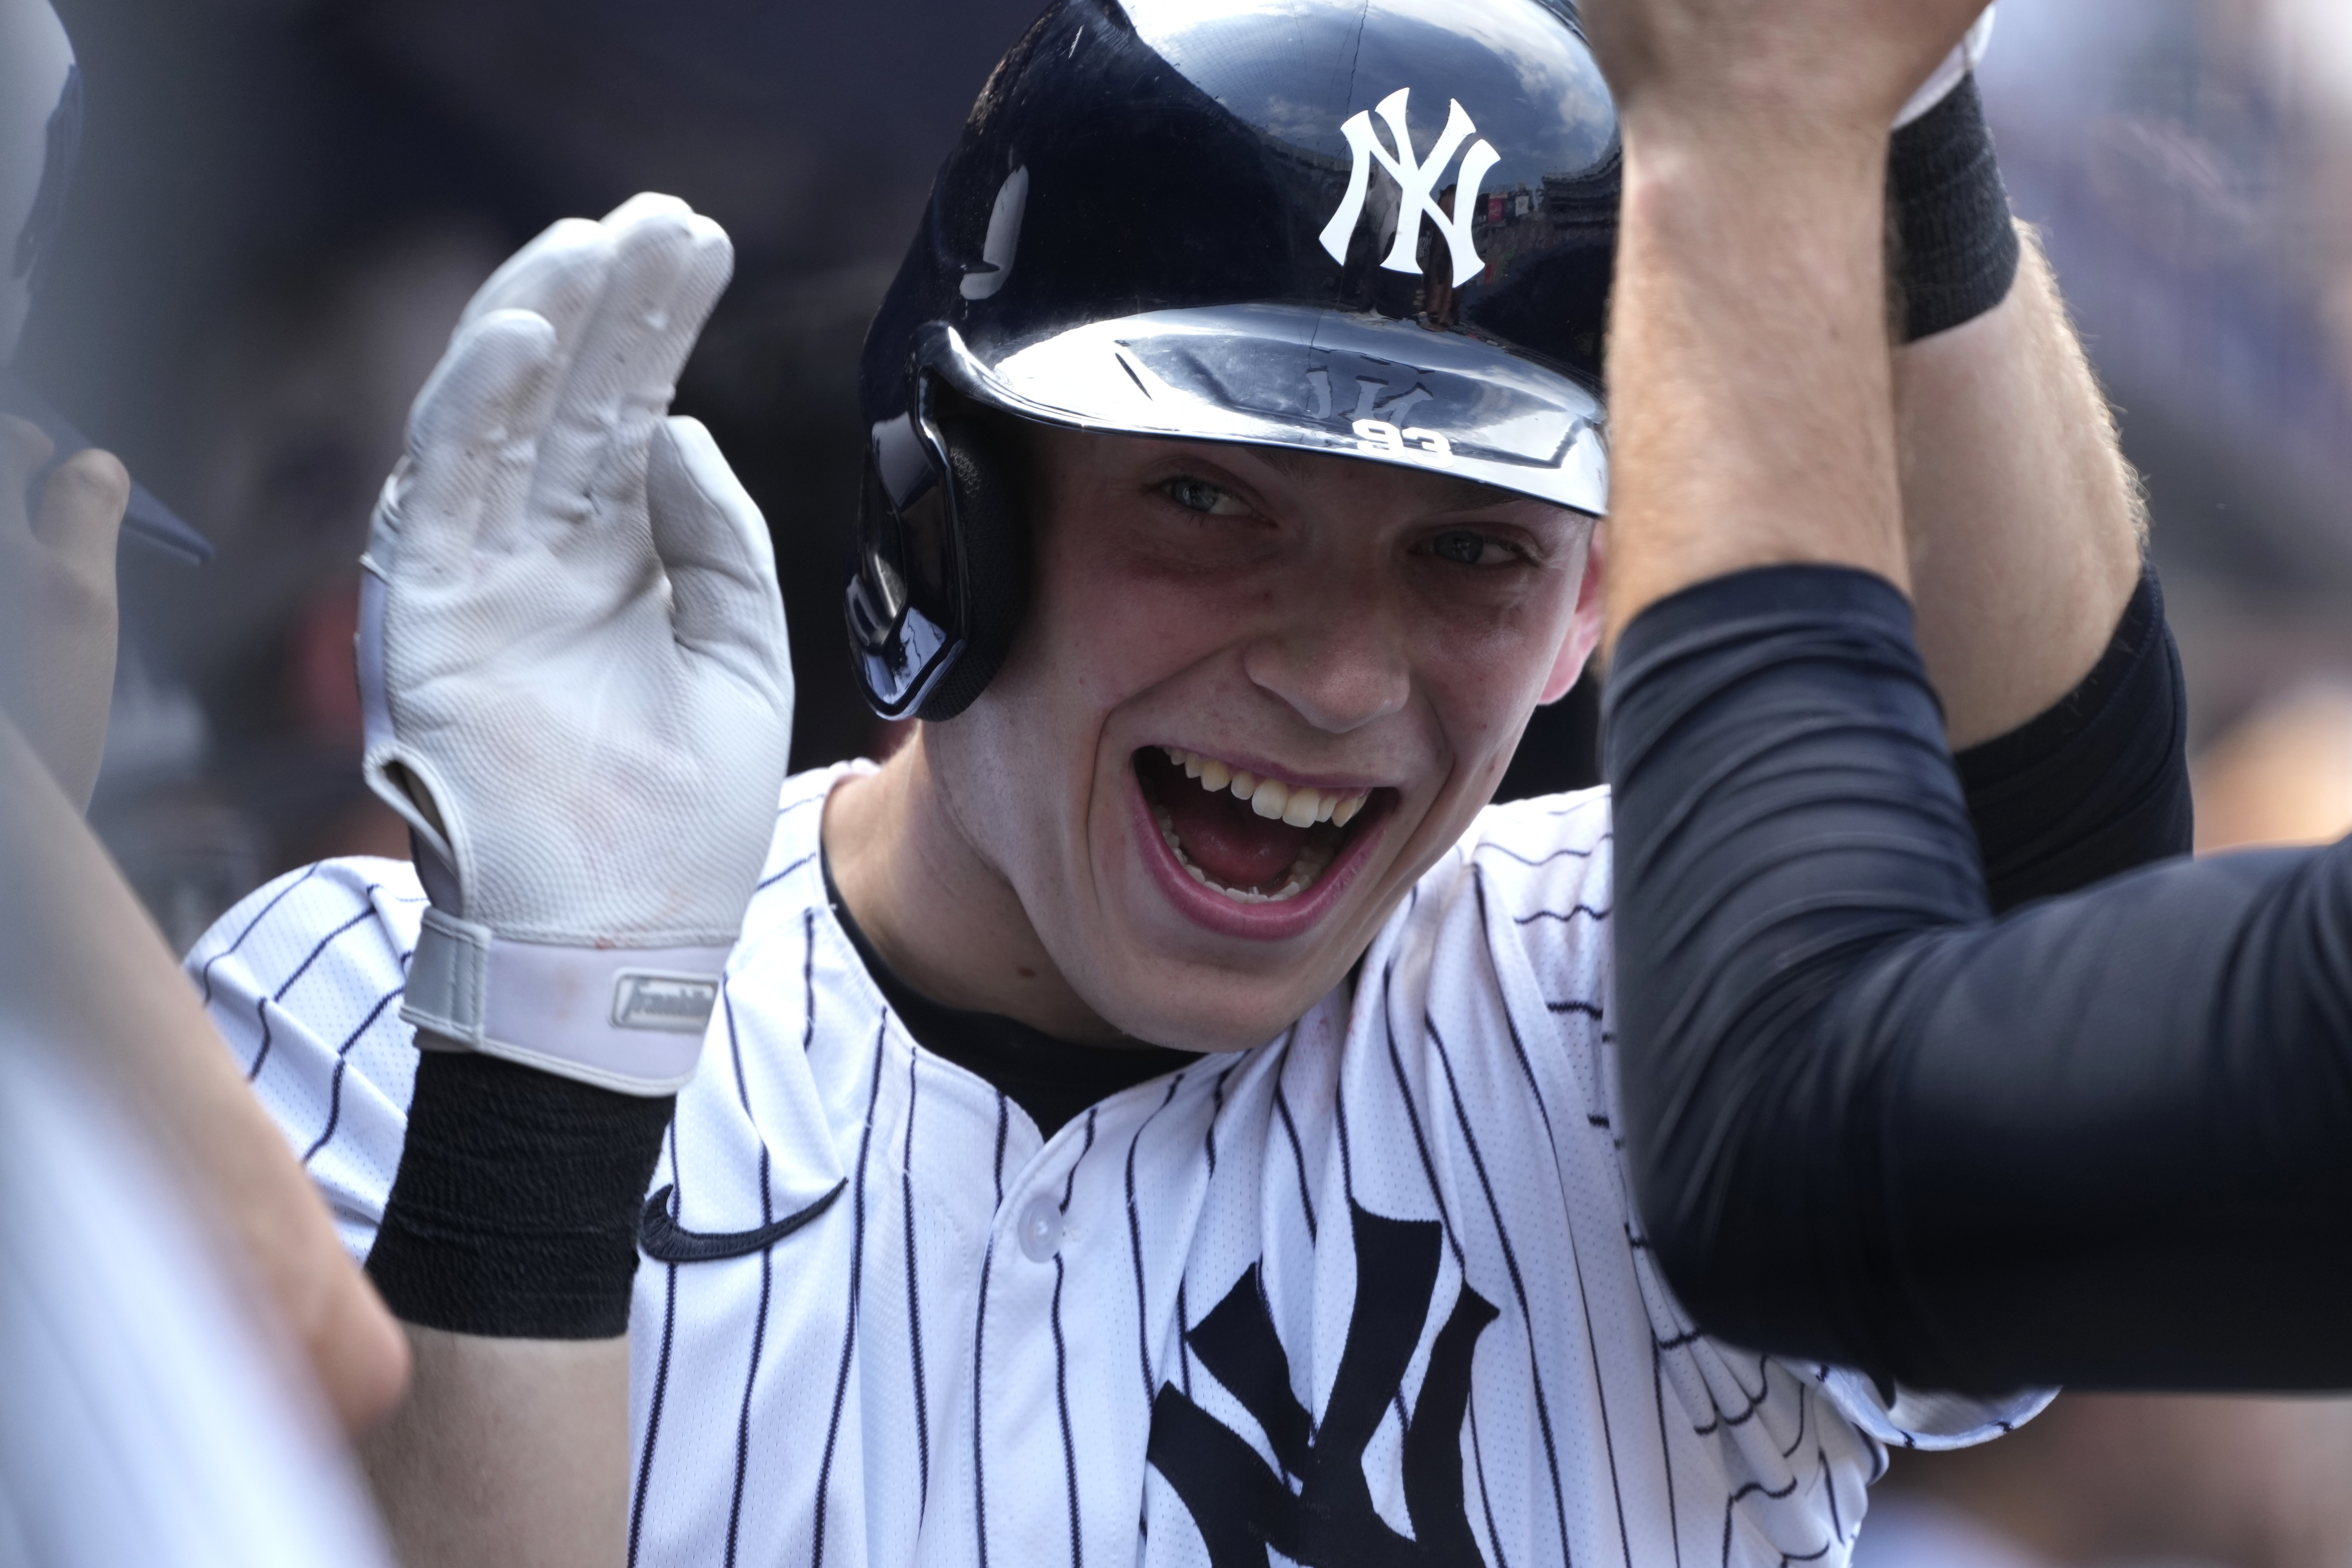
[
  {"x1": 1606, "y1": 566, "x2": 2352, "y2": 1393},
  {"x1": 1957, "y1": 566, "x2": 2192, "y2": 909}
]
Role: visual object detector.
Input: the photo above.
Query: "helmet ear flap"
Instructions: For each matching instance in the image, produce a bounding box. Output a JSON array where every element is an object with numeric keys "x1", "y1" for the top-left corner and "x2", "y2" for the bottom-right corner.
[
  {"x1": 914, "y1": 405, "x2": 1030, "y2": 722},
  {"x1": 841, "y1": 386, "x2": 1032, "y2": 723}
]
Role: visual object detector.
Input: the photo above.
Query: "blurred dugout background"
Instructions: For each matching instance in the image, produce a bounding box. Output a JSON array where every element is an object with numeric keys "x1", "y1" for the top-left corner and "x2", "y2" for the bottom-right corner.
[{"x1": 23, "y1": 2, "x2": 2352, "y2": 1562}]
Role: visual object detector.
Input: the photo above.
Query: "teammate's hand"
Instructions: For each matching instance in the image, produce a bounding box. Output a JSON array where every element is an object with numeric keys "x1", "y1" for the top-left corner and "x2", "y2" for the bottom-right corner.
[
  {"x1": 0, "y1": 415, "x2": 128, "y2": 811},
  {"x1": 1581, "y1": 0, "x2": 1992, "y2": 139},
  {"x1": 360, "y1": 194, "x2": 793, "y2": 1096}
]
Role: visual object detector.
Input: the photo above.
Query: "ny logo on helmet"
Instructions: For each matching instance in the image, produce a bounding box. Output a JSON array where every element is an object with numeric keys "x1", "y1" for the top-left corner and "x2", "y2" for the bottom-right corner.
[{"x1": 1318, "y1": 88, "x2": 1500, "y2": 289}]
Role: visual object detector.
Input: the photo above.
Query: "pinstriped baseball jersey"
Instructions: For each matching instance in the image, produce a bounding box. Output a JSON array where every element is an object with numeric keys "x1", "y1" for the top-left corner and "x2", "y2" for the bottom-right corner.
[{"x1": 192, "y1": 764, "x2": 2044, "y2": 1568}]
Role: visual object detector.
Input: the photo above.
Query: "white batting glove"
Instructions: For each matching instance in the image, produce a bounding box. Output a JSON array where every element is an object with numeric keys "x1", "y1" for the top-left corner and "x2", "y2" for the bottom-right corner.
[
  {"x1": 1895, "y1": 5, "x2": 1996, "y2": 129},
  {"x1": 358, "y1": 194, "x2": 793, "y2": 1096}
]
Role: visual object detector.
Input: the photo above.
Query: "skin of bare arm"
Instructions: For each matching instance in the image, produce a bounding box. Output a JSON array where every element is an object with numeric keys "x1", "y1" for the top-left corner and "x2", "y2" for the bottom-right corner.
[
  {"x1": 0, "y1": 711, "x2": 411, "y2": 1431},
  {"x1": 1585, "y1": 0, "x2": 2021, "y2": 642},
  {"x1": 361, "y1": 1329, "x2": 629, "y2": 1568},
  {"x1": 1893, "y1": 227, "x2": 2146, "y2": 749}
]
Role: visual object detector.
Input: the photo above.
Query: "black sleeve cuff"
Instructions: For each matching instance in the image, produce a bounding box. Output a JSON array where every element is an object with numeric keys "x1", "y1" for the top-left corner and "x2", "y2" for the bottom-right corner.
[{"x1": 1954, "y1": 564, "x2": 2193, "y2": 911}]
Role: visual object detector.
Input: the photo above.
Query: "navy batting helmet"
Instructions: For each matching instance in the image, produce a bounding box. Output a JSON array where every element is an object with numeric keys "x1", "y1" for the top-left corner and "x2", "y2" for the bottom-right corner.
[{"x1": 848, "y1": 0, "x2": 1619, "y2": 720}]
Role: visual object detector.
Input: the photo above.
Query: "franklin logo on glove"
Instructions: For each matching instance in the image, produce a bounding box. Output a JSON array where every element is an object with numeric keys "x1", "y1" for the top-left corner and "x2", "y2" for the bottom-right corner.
[{"x1": 609, "y1": 972, "x2": 720, "y2": 1033}]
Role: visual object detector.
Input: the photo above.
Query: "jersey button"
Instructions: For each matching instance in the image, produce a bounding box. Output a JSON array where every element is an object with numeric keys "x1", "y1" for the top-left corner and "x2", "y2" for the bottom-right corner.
[{"x1": 1017, "y1": 1195, "x2": 1065, "y2": 1261}]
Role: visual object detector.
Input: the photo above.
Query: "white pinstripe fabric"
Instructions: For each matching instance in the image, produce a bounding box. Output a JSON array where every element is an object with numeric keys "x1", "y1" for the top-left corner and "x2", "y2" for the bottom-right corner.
[{"x1": 193, "y1": 764, "x2": 2045, "y2": 1568}]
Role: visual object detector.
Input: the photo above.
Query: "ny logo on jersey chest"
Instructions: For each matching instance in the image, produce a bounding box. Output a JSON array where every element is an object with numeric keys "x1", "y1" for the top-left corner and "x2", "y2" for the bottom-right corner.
[
  {"x1": 1318, "y1": 88, "x2": 1499, "y2": 289},
  {"x1": 1147, "y1": 1202, "x2": 1497, "y2": 1568}
]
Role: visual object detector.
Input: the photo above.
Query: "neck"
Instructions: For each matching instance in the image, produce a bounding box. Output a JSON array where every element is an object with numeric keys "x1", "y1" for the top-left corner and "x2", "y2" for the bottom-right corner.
[{"x1": 822, "y1": 732, "x2": 1124, "y2": 1045}]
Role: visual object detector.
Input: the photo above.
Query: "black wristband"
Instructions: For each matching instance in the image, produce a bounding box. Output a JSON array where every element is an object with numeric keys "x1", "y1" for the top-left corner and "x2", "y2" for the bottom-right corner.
[
  {"x1": 1888, "y1": 76, "x2": 2020, "y2": 341},
  {"x1": 365, "y1": 1050, "x2": 674, "y2": 1339}
]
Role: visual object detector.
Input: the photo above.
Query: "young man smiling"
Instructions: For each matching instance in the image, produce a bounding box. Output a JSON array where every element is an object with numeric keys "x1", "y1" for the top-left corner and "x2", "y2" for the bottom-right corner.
[
  {"x1": 190, "y1": 1, "x2": 2175, "y2": 1563},
  {"x1": 828, "y1": 420, "x2": 1605, "y2": 1051}
]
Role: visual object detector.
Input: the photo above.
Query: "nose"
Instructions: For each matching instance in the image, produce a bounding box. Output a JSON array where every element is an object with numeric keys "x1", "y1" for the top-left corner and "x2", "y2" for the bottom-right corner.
[{"x1": 1239, "y1": 579, "x2": 1412, "y2": 736}]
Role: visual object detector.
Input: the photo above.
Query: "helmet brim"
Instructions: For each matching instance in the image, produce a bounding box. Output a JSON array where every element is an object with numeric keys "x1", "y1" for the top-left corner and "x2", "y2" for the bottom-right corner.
[{"x1": 922, "y1": 304, "x2": 1608, "y2": 518}]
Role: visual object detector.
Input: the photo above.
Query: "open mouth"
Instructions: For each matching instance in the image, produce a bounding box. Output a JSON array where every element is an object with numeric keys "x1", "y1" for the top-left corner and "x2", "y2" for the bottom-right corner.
[{"x1": 1133, "y1": 746, "x2": 1384, "y2": 905}]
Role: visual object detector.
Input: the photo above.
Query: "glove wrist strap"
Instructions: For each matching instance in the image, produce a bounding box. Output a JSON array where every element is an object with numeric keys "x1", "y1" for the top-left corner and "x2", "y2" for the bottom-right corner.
[{"x1": 404, "y1": 907, "x2": 730, "y2": 1096}]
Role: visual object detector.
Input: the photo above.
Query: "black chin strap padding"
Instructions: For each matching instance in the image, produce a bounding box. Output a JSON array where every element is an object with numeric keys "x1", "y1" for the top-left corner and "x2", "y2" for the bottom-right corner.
[{"x1": 916, "y1": 414, "x2": 1030, "y2": 722}]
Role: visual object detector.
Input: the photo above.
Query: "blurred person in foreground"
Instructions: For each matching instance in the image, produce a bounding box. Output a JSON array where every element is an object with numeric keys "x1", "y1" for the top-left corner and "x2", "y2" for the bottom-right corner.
[
  {"x1": 1592, "y1": 0, "x2": 2352, "y2": 1394},
  {"x1": 2, "y1": 0, "x2": 406, "y2": 1554}
]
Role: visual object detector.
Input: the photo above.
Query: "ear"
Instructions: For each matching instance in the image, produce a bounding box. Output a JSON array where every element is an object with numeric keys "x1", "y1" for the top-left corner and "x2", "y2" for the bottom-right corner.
[{"x1": 1539, "y1": 519, "x2": 1607, "y2": 705}]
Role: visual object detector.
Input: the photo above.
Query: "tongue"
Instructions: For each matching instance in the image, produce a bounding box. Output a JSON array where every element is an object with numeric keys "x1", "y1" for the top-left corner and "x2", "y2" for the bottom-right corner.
[{"x1": 1145, "y1": 753, "x2": 1309, "y2": 892}]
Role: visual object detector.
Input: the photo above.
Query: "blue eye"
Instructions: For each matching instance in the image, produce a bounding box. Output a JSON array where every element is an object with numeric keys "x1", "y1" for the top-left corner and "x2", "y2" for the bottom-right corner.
[
  {"x1": 1430, "y1": 530, "x2": 1491, "y2": 566},
  {"x1": 1164, "y1": 476, "x2": 1234, "y2": 514}
]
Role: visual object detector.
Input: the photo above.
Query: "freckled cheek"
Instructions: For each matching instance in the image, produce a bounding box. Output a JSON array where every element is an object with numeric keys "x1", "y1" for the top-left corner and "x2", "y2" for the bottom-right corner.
[
  {"x1": 1035, "y1": 567, "x2": 1240, "y2": 713},
  {"x1": 1415, "y1": 617, "x2": 1558, "y2": 776}
]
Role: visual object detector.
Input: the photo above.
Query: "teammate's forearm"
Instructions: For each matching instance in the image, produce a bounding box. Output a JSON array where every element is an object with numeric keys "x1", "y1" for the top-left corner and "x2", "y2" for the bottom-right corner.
[
  {"x1": 1894, "y1": 229, "x2": 2146, "y2": 748},
  {"x1": 1602, "y1": 116, "x2": 1909, "y2": 643},
  {"x1": 0, "y1": 714, "x2": 410, "y2": 1431}
]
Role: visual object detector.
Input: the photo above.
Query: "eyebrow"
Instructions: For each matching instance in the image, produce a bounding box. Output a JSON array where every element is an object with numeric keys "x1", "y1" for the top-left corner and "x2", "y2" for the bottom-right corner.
[
  {"x1": 1237, "y1": 443, "x2": 1534, "y2": 513},
  {"x1": 1242, "y1": 443, "x2": 1317, "y2": 484},
  {"x1": 1421, "y1": 473, "x2": 1529, "y2": 512}
]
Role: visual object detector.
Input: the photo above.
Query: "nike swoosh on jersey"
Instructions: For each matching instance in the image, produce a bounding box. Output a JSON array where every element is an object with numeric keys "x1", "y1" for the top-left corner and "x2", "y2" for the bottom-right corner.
[{"x1": 638, "y1": 1179, "x2": 847, "y2": 1263}]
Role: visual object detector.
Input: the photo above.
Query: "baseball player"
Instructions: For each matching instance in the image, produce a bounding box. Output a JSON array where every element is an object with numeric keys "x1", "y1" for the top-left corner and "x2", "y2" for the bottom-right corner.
[{"x1": 192, "y1": 1, "x2": 2167, "y2": 1563}]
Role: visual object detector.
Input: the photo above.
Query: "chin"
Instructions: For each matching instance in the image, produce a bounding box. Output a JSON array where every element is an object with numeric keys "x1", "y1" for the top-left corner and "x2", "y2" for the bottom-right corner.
[{"x1": 1086, "y1": 959, "x2": 1349, "y2": 1055}]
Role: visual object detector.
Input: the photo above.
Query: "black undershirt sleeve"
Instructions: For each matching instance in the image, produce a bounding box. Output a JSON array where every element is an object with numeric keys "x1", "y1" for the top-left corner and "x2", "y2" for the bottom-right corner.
[
  {"x1": 1956, "y1": 566, "x2": 2193, "y2": 910},
  {"x1": 1605, "y1": 565, "x2": 2352, "y2": 1395}
]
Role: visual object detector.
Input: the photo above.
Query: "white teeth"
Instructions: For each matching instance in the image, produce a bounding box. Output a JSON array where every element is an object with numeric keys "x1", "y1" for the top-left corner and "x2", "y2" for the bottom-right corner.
[{"x1": 1158, "y1": 747, "x2": 1372, "y2": 831}]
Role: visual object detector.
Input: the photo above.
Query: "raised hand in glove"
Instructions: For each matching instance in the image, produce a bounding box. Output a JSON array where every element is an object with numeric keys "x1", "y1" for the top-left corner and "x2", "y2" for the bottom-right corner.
[{"x1": 360, "y1": 193, "x2": 792, "y2": 1097}]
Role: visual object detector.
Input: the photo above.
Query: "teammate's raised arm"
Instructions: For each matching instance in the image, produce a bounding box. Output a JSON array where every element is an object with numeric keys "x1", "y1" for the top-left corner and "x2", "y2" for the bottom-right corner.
[
  {"x1": 1885, "y1": 50, "x2": 2187, "y2": 902},
  {"x1": 1586, "y1": 0, "x2": 1990, "y2": 624},
  {"x1": 346, "y1": 195, "x2": 794, "y2": 1566},
  {"x1": 1594, "y1": 0, "x2": 2352, "y2": 1391},
  {"x1": 0, "y1": 705, "x2": 414, "y2": 1435}
]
